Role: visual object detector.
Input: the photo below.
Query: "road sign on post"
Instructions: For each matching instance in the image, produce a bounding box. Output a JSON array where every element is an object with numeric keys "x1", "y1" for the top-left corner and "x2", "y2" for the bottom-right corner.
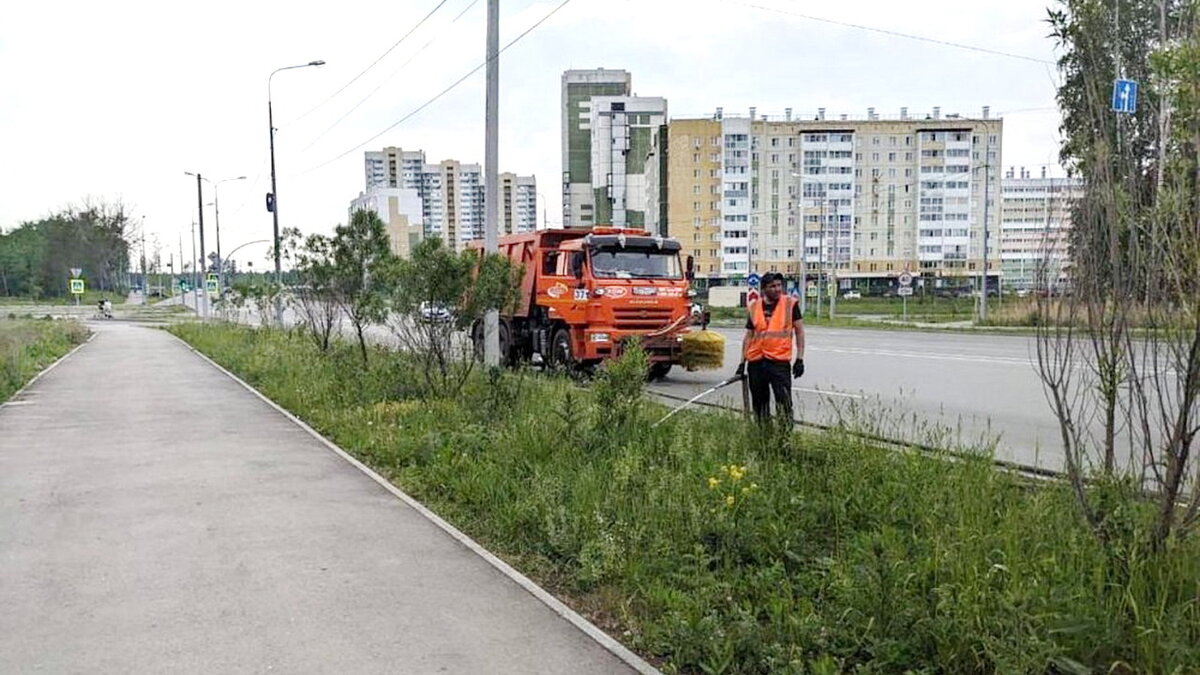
[
  {"x1": 746, "y1": 288, "x2": 761, "y2": 305},
  {"x1": 1111, "y1": 79, "x2": 1138, "y2": 114},
  {"x1": 897, "y1": 287, "x2": 914, "y2": 297},
  {"x1": 746, "y1": 272, "x2": 761, "y2": 288},
  {"x1": 70, "y1": 267, "x2": 82, "y2": 278},
  {"x1": 69, "y1": 279, "x2": 85, "y2": 295},
  {"x1": 898, "y1": 272, "x2": 913, "y2": 287}
]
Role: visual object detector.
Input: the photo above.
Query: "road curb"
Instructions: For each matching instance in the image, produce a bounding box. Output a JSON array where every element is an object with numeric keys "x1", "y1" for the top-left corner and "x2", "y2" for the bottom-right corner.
[
  {"x1": 0, "y1": 326, "x2": 96, "y2": 410},
  {"x1": 170, "y1": 330, "x2": 660, "y2": 675}
]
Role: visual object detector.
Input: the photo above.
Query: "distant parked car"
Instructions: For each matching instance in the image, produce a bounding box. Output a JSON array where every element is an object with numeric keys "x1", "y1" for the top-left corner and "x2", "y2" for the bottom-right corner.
[
  {"x1": 842, "y1": 290, "x2": 862, "y2": 300},
  {"x1": 418, "y1": 301, "x2": 453, "y2": 322},
  {"x1": 1015, "y1": 288, "x2": 1030, "y2": 298}
]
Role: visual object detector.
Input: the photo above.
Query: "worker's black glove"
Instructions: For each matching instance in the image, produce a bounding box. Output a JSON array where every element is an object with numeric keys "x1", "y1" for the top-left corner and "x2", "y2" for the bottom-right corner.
[
  {"x1": 734, "y1": 361, "x2": 746, "y2": 377},
  {"x1": 792, "y1": 358, "x2": 805, "y2": 379}
]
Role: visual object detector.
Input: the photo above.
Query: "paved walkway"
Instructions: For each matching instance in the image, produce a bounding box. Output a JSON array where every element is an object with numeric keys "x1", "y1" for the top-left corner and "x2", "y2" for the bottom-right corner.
[{"x1": 0, "y1": 323, "x2": 635, "y2": 674}]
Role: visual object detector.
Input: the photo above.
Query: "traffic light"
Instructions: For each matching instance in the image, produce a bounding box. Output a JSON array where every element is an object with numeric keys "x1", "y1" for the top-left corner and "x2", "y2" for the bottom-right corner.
[{"x1": 265, "y1": 192, "x2": 275, "y2": 213}]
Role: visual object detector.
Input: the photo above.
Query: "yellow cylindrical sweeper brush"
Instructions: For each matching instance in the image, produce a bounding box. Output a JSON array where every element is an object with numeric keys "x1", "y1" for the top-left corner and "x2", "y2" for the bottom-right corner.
[{"x1": 680, "y1": 329, "x2": 726, "y2": 371}]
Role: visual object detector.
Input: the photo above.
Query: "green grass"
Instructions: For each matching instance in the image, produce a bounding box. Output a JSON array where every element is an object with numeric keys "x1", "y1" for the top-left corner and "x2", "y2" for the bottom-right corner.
[
  {"x1": 171, "y1": 322, "x2": 1200, "y2": 674},
  {"x1": 0, "y1": 291, "x2": 127, "y2": 306},
  {"x1": 0, "y1": 318, "x2": 90, "y2": 403}
]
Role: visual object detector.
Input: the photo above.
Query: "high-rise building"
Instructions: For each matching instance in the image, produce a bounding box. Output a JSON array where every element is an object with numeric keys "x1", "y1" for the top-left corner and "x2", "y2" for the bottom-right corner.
[
  {"x1": 359, "y1": 148, "x2": 535, "y2": 252},
  {"x1": 501, "y1": 173, "x2": 538, "y2": 234},
  {"x1": 662, "y1": 107, "x2": 1003, "y2": 290},
  {"x1": 561, "y1": 69, "x2": 631, "y2": 227},
  {"x1": 349, "y1": 188, "x2": 424, "y2": 258},
  {"x1": 364, "y1": 147, "x2": 427, "y2": 191},
  {"x1": 588, "y1": 96, "x2": 668, "y2": 229},
  {"x1": 1000, "y1": 168, "x2": 1081, "y2": 291},
  {"x1": 662, "y1": 118, "x2": 723, "y2": 280}
]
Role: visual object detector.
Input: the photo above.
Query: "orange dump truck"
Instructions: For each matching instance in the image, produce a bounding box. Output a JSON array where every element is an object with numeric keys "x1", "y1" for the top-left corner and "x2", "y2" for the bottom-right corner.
[{"x1": 473, "y1": 227, "x2": 698, "y2": 377}]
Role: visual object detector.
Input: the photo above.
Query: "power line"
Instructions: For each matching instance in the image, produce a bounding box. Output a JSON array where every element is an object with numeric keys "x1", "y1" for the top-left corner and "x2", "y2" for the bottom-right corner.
[
  {"x1": 728, "y1": 0, "x2": 1055, "y2": 65},
  {"x1": 300, "y1": 0, "x2": 575, "y2": 175},
  {"x1": 292, "y1": 0, "x2": 453, "y2": 123},
  {"x1": 301, "y1": 0, "x2": 481, "y2": 152}
]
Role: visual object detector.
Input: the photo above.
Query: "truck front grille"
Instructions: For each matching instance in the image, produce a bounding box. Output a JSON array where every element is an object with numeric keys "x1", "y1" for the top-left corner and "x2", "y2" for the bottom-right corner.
[{"x1": 612, "y1": 307, "x2": 676, "y2": 330}]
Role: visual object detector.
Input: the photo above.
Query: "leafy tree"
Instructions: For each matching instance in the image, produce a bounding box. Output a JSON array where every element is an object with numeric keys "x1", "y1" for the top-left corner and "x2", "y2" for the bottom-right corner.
[
  {"x1": 330, "y1": 210, "x2": 396, "y2": 367},
  {"x1": 388, "y1": 237, "x2": 521, "y2": 398},
  {"x1": 293, "y1": 233, "x2": 342, "y2": 352},
  {"x1": 1040, "y1": 0, "x2": 1200, "y2": 548},
  {"x1": 0, "y1": 199, "x2": 131, "y2": 299}
]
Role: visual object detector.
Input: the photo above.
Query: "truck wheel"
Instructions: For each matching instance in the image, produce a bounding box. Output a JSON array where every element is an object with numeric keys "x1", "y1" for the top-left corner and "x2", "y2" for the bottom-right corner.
[
  {"x1": 648, "y1": 362, "x2": 672, "y2": 381},
  {"x1": 472, "y1": 320, "x2": 513, "y2": 366},
  {"x1": 550, "y1": 328, "x2": 574, "y2": 370}
]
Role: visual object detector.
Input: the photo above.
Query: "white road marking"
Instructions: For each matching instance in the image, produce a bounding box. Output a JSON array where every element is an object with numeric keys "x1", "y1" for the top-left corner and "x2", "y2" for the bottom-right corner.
[
  {"x1": 811, "y1": 345, "x2": 1031, "y2": 366},
  {"x1": 792, "y1": 387, "x2": 866, "y2": 399}
]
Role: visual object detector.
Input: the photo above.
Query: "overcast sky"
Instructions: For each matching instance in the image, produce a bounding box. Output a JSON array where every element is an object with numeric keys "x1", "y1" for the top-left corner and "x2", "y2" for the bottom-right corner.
[{"x1": 1, "y1": 0, "x2": 1064, "y2": 268}]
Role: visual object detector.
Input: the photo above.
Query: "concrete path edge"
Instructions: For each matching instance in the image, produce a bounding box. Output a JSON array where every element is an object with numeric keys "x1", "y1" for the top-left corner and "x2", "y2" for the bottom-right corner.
[
  {"x1": 167, "y1": 330, "x2": 661, "y2": 675},
  {"x1": 0, "y1": 328, "x2": 96, "y2": 410}
]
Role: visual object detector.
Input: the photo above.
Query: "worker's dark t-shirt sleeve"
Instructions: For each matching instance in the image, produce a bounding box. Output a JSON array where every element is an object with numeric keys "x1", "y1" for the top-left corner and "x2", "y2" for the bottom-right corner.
[{"x1": 745, "y1": 300, "x2": 803, "y2": 330}]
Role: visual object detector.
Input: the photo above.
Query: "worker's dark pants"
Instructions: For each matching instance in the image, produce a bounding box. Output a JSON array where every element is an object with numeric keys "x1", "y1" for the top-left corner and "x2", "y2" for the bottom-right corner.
[{"x1": 748, "y1": 359, "x2": 793, "y2": 422}]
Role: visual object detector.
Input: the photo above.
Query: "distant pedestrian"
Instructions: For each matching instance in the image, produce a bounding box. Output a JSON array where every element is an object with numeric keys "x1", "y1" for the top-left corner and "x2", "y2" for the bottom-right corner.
[{"x1": 735, "y1": 273, "x2": 805, "y2": 421}]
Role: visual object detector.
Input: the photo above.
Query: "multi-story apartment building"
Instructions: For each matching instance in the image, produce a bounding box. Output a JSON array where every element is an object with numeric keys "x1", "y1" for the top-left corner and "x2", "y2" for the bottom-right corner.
[
  {"x1": 660, "y1": 118, "x2": 723, "y2": 279},
  {"x1": 358, "y1": 147, "x2": 535, "y2": 252},
  {"x1": 659, "y1": 107, "x2": 1003, "y2": 290},
  {"x1": 500, "y1": 172, "x2": 538, "y2": 234},
  {"x1": 1000, "y1": 168, "x2": 1081, "y2": 290},
  {"x1": 588, "y1": 96, "x2": 668, "y2": 228},
  {"x1": 561, "y1": 69, "x2": 632, "y2": 227},
  {"x1": 349, "y1": 188, "x2": 424, "y2": 258}
]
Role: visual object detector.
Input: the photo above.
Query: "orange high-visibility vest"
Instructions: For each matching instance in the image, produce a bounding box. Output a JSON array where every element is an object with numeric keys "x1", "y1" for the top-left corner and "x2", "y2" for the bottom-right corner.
[{"x1": 746, "y1": 296, "x2": 796, "y2": 362}]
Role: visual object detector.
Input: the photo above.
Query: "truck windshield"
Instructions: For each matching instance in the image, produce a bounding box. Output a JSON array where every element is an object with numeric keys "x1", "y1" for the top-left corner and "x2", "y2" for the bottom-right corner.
[{"x1": 589, "y1": 247, "x2": 682, "y2": 279}]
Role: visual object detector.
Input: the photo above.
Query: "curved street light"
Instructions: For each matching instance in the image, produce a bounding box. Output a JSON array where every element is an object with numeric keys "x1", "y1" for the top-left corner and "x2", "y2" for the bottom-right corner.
[{"x1": 268, "y1": 60, "x2": 325, "y2": 323}]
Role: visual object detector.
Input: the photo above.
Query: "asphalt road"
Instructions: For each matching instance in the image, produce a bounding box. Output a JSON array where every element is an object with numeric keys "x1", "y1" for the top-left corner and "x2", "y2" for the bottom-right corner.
[{"x1": 651, "y1": 325, "x2": 1069, "y2": 472}]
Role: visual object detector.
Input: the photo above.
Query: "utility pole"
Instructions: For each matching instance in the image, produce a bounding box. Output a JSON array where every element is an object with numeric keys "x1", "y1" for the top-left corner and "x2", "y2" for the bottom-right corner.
[
  {"x1": 191, "y1": 221, "x2": 199, "y2": 315},
  {"x1": 178, "y1": 232, "x2": 185, "y2": 301},
  {"x1": 214, "y1": 187, "x2": 223, "y2": 300},
  {"x1": 482, "y1": 0, "x2": 500, "y2": 366},
  {"x1": 815, "y1": 198, "x2": 825, "y2": 320},
  {"x1": 268, "y1": 96, "x2": 282, "y2": 324},
  {"x1": 980, "y1": 162, "x2": 991, "y2": 322},
  {"x1": 140, "y1": 218, "x2": 148, "y2": 306},
  {"x1": 829, "y1": 203, "x2": 838, "y2": 320}
]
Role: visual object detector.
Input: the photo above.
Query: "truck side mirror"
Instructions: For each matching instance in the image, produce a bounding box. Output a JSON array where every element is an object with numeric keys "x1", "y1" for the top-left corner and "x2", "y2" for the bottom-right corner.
[
  {"x1": 570, "y1": 251, "x2": 584, "y2": 281},
  {"x1": 685, "y1": 255, "x2": 695, "y2": 281}
]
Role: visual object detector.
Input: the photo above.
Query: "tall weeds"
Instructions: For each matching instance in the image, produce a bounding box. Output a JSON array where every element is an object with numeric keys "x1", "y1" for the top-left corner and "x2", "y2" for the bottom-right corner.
[{"x1": 172, "y1": 322, "x2": 1200, "y2": 674}]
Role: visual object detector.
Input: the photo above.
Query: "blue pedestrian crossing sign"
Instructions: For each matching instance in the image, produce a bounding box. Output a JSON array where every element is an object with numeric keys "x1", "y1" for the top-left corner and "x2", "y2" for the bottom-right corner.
[
  {"x1": 746, "y1": 273, "x2": 761, "y2": 288},
  {"x1": 1111, "y1": 79, "x2": 1138, "y2": 114}
]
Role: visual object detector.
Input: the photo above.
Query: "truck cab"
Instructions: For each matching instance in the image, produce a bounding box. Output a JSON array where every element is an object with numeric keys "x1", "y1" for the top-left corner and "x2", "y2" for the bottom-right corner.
[{"x1": 480, "y1": 227, "x2": 696, "y2": 376}]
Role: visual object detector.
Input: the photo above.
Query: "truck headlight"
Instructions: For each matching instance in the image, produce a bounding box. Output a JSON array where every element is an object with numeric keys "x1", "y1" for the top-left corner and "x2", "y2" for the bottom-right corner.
[{"x1": 590, "y1": 333, "x2": 610, "y2": 343}]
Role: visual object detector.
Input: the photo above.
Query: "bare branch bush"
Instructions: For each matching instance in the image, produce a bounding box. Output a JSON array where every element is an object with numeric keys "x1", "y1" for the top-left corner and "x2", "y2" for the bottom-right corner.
[{"x1": 1042, "y1": 0, "x2": 1199, "y2": 547}]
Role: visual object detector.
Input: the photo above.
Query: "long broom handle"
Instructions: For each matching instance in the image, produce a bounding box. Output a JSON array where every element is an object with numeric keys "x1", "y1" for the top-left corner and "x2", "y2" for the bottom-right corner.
[{"x1": 652, "y1": 375, "x2": 743, "y2": 428}]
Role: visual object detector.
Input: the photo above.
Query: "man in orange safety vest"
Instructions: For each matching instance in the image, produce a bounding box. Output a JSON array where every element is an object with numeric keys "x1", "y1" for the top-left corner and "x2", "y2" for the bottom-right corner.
[{"x1": 735, "y1": 273, "x2": 806, "y2": 421}]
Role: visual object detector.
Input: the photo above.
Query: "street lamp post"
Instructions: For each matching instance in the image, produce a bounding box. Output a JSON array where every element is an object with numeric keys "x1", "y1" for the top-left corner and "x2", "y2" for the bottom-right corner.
[
  {"x1": 792, "y1": 172, "x2": 828, "y2": 319},
  {"x1": 268, "y1": 60, "x2": 325, "y2": 323},
  {"x1": 184, "y1": 172, "x2": 208, "y2": 320}
]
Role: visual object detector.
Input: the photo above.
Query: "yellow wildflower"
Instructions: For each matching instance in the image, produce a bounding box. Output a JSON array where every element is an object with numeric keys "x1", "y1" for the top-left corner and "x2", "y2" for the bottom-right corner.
[
  {"x1": 725, "y1": 494, "x2": 735, "y2": 507},
  {"x1": 707, "y1": 477, "x2": 721, "y2": 490}
]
